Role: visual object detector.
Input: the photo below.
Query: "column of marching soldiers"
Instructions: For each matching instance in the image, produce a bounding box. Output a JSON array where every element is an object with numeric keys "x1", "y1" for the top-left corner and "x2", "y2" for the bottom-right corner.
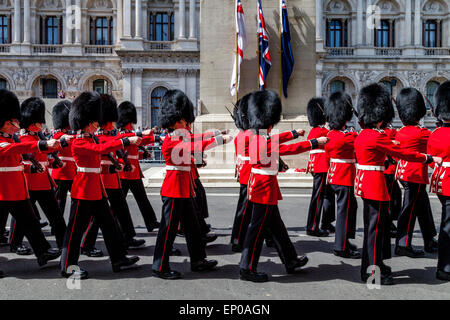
[{"x1": 0, "y1": 80, "x2": 448, "y2": 286}]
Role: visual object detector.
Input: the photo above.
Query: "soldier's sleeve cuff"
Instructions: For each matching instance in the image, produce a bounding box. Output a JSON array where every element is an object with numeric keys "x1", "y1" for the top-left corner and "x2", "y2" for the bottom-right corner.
[
  {"x1": 425, "y1": 154, "x2": 433, "y2": 164},
  {"x1": 310, "y1": 139, "x2": 319, "y2": 149},
  {"x1": 38, "y1": 140, "x2": 48, "y2": 151},
  {"x1": 291, "y1": 130, "x2": 299, "y2": 139},
  {"x1": 214, "y1": 135, "x2": 224, "y2": 146},
  {"x1": 121, "y1": 138, "x2": 130, "y2": 147}
]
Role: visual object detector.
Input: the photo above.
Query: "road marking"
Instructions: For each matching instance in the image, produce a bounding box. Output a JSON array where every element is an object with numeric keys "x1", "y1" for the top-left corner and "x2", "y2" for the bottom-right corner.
[{"x1": 144, "y1": 193, "x2": 439, "y2": 199}]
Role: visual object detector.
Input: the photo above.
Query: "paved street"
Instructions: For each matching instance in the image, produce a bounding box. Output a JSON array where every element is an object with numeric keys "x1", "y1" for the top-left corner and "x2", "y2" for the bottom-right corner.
[{"x1": 0, "y1": 188, "x2": 449, "y2": 300}]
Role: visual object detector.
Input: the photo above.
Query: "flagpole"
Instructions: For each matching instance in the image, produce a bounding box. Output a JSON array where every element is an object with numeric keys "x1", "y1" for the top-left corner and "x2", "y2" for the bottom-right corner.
[
  {"x1": 235, "y1": 30, "x2": 239, "y2": 103},
  {"x1": 257, "y1": 32, "x2": 260, "y2": 90},
  {"x1": 279, "y1": 0, "x2": 283, "y2": 98}
]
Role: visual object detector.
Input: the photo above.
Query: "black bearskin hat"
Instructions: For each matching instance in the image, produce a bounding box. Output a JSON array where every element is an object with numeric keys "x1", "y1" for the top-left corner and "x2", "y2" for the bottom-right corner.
[
  {"x1": 20, "y1": 97, "x2": 46, "y2": 129},
  {"x1": 158, "y1": 90, "x2": 195, "y2": 129},
  {"x1": 117, "y1": 101, "x2": 137, "y2": 128},
  {"x1": 52, "y1": 100, "x2": 72, "y2": 130},
  {"x1": 247, "y1": 90, "x2": 282, "y2": 130},
  {"x1": 357, "y1": 83, "x2": 394, "y2": 128},
  {"x1": 99, "y1": 94, "x2": 118, "y2": 126},
  {"x1": 0, "y1": 89, "x2": 21, "y2": 128},
  {"x1": 435, "y1": 80, "x2": 450, "y2": 121},
  {"x1": 306, "y1": 97, "x2": 326, "y2": 127},
  {"x1": 233, "y1": 93, "x2": 251, "y2": 131},
  {"x1": 69, "y1": 91, "x2": 102, "y2": 131},
  {"x1": 325, "y1": 92, "x2": 354, "y2": 130},
  {"x1": 395, "y1": 88, "x2": 426, "y2": 126}
]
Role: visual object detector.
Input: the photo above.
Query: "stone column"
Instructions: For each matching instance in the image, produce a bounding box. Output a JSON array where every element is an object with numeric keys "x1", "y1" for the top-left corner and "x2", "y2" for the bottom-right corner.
[
  {"x1": 75, "y1": 0, "x2": 81, "y2": 44},
  {"x1": 132, "y1": 68, "x2": 143, "y2": 128},
  {"x1": 436, "y1": 20, "x2": 441, "y2": 47},
  {"x1": 366, "y1": 0, "x2": 373, "y2": 46},
  {"x1": 316, "y1": 0, "x2": 323, "y2": 41},
  {"x1": 23, "y1": 0, "x2": 31, "y2": 43},
  {"x1": 178, "y1": 0, "x2": 186, "y2": 39},
  {"x1": 414, "y1": 0, "x2": 422, "y2": 46},
  {"x1": 357, "y1": 0, "x2": 363, "y2": 45},
  {"x1": 189, "y1": 0, "x2": 196, "y2": 39},
  {"x1": 316, "y1": 61, "x2": 323, "y2": 97},
  {"x1": 117, "y1": 0, "x2": 123, "y2": 43},
  {"x1": 178, "y1": 68, "x2": 187, "y2": 92},
  {"x1": 13, "y1": 0, "x2": 20, "y2": 43},
  {"x1": 135, "y1": 0, "x2": 142, "y2": 38},
  {"x1": 123, "y1": 0, "x2": 131, "y2": 37},
  {"x1": 65, "y1": 0, "x2": 73, "y2": 44},
  {"x1": 404, "y1": 0, "x2": 412, "y2": 46},
  {"x1": 123, "y1": 68, "x2": 132, "y2": 101}
]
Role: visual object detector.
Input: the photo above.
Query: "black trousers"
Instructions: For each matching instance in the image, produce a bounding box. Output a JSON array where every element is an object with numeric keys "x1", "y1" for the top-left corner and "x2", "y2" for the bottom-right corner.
[
  {"x1": 152, "y1": 197, "x2": 206, "y2": 272},
  {"x1": 240, "y1": 202, "x2": 297, "y2": 271},
  {"x1": 330, "y1": 185, "x2": 358, "y2": 251},
  {"x1": 385, "y1": 174, "x2": 402, "y2": 221},
  {"x1": 396, "y1": 181, "x2": 437, "y2": 248},
  {"x1": 231, "y1": 184, "x2": 254, "y2": 247},
  {"x1": 60, "y1": 197, "x2": 127, "y2": 272},
  {"x1": 361, "y1": 199, "x2": 391, "y2": 278},
  {"x1": 82, "y1": 188, "x2": 137, "y2": 249},
  {"x1": 10, "y1": 190, "x2": 67, "y2": 249},
  {"x1": 194, "y1": 178, "x2": 209, "y2": 219},
  {"x1": 0, "y1": 207, "x2": 7, "y2": 236},
  {"x1": 121, "y1": 179, "x2": 158, "y2": 232},
  {"x1": 54, "y1": 180, "x2": 73, "y2": 216},
  {"x1": 0, "y1": 200, "x2": 50, "y2": 257},
  {"x1": 307, "y1": 173, "x2": 335, "y2": 232},
  {"x1": 437, "y1": 195, "x2": 450, "y2": 273}
]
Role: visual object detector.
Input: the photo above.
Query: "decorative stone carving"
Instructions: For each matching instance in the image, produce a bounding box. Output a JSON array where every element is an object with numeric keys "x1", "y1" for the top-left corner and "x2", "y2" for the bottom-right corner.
[
  {"x1": 424, "y1": 1, "x2": 443, "y2": 13},
  {"x1": 328, "y1": 0, "x2": 346, "y2": 12},
  {"x1": 42, "y1": 0, "x2": 61, "y2": 8},
  {"x1": 12, "y1": 69, "x2": 32, "y2": 88},
  {"x1": 61, "y1": 68, "x2": 86, "y2": 87},
  {"x1": 356, "y1": 70, "x2": 376, "y2": 85}
]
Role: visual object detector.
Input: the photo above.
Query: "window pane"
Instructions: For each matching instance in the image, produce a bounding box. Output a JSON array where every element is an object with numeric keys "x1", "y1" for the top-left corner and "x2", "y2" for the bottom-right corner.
[
  {"x1": 0, "y1": 79, "x2": 7, "y2": 90},
  {"x1": 93, "y1": 79, "x2": 107, "y2": 94},
  {"x1": 43, "y1": 79, "x2": 58, "y2": 98},
  {"x1": 426, "y1": 81, "x2": 439, "y2": 110},
  {"x1": 330, "y1": 81, "x2": 345, "y2": 94},
  {"x1": 151, "y1": 87, "x2": 168, "y2": 127}
]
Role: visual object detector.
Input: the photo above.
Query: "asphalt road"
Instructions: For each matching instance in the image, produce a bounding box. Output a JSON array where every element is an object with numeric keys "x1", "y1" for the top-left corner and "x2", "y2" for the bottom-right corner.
[{"x1": 0, "y1": 187, "x2": 449, "y2": 300}]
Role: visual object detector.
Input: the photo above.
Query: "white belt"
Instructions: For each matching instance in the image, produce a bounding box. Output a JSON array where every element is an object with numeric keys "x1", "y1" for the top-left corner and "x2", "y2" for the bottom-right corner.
[
  {"x1": 165, "y1": 165, "x2": 191, "y2": 172},
  {"x1": 59, "y1": 157, "x2": 75, "y2": 162},
  {"x1": 23, "y1": 161, "x2": 48, "y2": 167},
  {"x1": 77, "y1": 167, "x2": 101, "y2": 173},
  {"x1": 356, "y1": 164, "x2": 385, "y2": 171},
  {"x1": 127, "y1": 155, "x2": 139, "y2": 160},
  {"x1": 237, "y1": 155, "x2": 250, "y2": 161},
  {"x1": 251, "y1": 168, "x2": 278, "y2": 176},
  {"x1": 101, "y1": 160, "x2": 113, "y2": 166},
  {"x1": 0, "y1": 166, "x2": 24, "y2": 172},
  {"x1": 310, "y1": 150, "x2": 325, "y2": 155},
  {"x1": 330, "y1": 158, "x2": 356, "y2": 164},
  {"x1": 441, "y1": 162, "x2": 450, "y2": 168}
]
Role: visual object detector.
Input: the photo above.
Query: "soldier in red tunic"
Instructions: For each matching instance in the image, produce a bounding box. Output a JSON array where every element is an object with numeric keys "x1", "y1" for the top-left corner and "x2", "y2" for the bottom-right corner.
[
  {"x1": 51, "y1": 100, "x2": 76, "y2": 216},
  {"x1": 9, "y1": 98, "x2": 67, "y2": 253},
  {"x1": 305, "y1": 97, "x2": 335, "y2": 237},
  {"x1": 60, "y1": 91, "x2": 140, "y2": 279},
  {"x1": 152, "y1": 89, "x2": 231, "y2": 280},
  {"x1": 239, "y1": 90, "x2": 328, "y2": 283},
  {"x1": 394, "y1": 88, "x2": 438, "y2": 258},
  {"x1": 354, "y1": 84, "x2": 442, "y2": 285},
  {"x1": 116, "y1": 101, "x2": 160, "y2": 233},
  {"x1": 0, "y1": 89, "x2": 61, "y2": 275},
  {"x1": 80, "y1": 95, "x2": 146, "y2": 257},
  {"x1": 427, "y1": 81, "x2": 450, "y2": 281},
  {"x1": 324, "y1": 92, "x2": 360, "y2": 259}
]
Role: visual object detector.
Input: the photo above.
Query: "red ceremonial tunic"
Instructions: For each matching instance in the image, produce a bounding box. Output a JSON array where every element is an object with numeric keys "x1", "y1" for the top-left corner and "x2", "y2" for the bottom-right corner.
[
  {"x1": 325, "y1": 129, "x2": 357, "y2": 187},
  {"x1": 234, "y1": 130, "x2": 254, "y2": 185},
  {"x1": 160, "y1": 131, "x2": 217, "y2": 199},
  {"x1": 51, "y1": 130, "x2": 76, "y2": 181},
  {"x1": 248, "y1": 131, "x2": 312, "y2": 205},
  {"x1": 97, "y1": 131, "x2": 122, "y2": 190},
  {"x1": 0, "y1": 134, "x2": 44, "y2": 201},
  {"x1": 383, "y1": 127, "x2": 397, "y2": 175},
  {"x1": 394, "y1": 125, "x2": 431, "y2": 185},
  {"x1": 117, "y1": 130, "x2": 156, "y2": 180},
  {"x1": 71, "y1": 133, "x2": 125, "y2": 201},
  {"x1": 20, "y1": 131, "x2": 56, "y2": 191},
  {"x1": 354, "y1": 128, "x2": 428, "y2": 201},
  {"x1": 306, "y1": 126, "x2": 329, "y2": 173},
  {"x1": 427, "y1": 125, "x2": 450, "y2": 196}
]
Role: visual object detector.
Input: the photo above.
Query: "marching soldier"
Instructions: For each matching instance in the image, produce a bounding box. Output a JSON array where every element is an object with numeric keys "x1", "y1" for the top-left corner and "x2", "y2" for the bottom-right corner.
[
  {"x1": 428, "y1": 81, "x2": 450, "y2": 281},
  {"x1": 394, "y1": 88, "x2": 438, "y2": 258},
  {"x1": 152, "y1": 89, "x2": 231, "y2": 280},
  {"x1": 354, "y1": 83, "x2": 441, "y2": 285},
  {"x1": 60, "y1": 91, "x2": 140, "y2": 279},
  {"x1": 116, "y1": 101, "x2": 160, "y2": 233},
  {"x1": 9, "y1": 98, "x2": 67, "y2": 253},
  {"x1": 51, "y1": 100, "x2": 76, "y2": 216},
  {"x1": 305, "y1": 98, "x2": 335, "y2": 236},
  {"x1": 0, "y1": 89, "x2": 61, "y2": 273},
  {"x1": 80, "y1": 94, "x2": 146, "y2": 255},
  {"x1": 240, "y1": 90, "x2": 328, "y2": 283},
  {"x1": 324, "y1": 92, "x2": 360, "y2": 259}
]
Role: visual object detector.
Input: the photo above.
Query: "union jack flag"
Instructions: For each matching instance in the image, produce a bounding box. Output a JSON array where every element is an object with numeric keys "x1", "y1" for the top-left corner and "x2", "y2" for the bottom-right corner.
[
  {"x1": 230, "y1": 0, "x2": 248, "y2": 97},
  {"x1": 257, "y1": 0, "x2": 271, "y2": 90}
]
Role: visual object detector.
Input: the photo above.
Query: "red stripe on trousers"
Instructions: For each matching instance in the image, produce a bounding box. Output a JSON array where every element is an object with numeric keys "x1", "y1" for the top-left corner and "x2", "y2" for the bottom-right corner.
[
  {"x1": 64, "y1": 201, "x2": 80, "y2": 272},
  {"x1": 312, "y1": 178, "x2": 324, "y2": 230},
  {"x1": 372, "y1": 202, "x2": 382, "y2": 275},
  {"x1": 81, "y1": 216, "x2": 94, "y2": 248},
  {"x1": 250, "y1": 205, "x2": 269, "y2": 271},
  {"x1": 343, "y1": 186, "x2": 351, "y2": 251},
  {"x1": 405, "y1": 184, "x2": 421, "y2": 247},
  {"x1": 160, "y1": 200, "x2": 174, "y2": 272},
  {"x1": 236, "y1": 199, "x2": 249, "y2": 246}
]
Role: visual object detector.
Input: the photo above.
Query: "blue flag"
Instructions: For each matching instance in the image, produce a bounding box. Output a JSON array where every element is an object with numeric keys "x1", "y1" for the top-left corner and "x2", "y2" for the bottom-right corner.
[{"x1": 280, "y1": 0, "x2": 294, "y2": 98}]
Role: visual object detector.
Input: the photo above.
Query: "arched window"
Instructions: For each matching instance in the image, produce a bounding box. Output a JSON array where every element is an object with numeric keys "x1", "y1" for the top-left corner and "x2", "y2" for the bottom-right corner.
[
  {"x1": 41, "y1": 78, "x2": 58, "y2": 98},
  {"x1": 0, "y1": 78, "x2": 7, "y2": 90},
  {"x1": 93, "y1": 79, "x2": 108, "y2": 94},
  {"x1": 426, "y1": 81, "x2": 440, "y2": 110},
  {"x1": 330, "y1": 80, "x2": 345, "y2": 94},
  {"x1": 151, "y1": 87, "x2": 168, "y2": 127}
]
